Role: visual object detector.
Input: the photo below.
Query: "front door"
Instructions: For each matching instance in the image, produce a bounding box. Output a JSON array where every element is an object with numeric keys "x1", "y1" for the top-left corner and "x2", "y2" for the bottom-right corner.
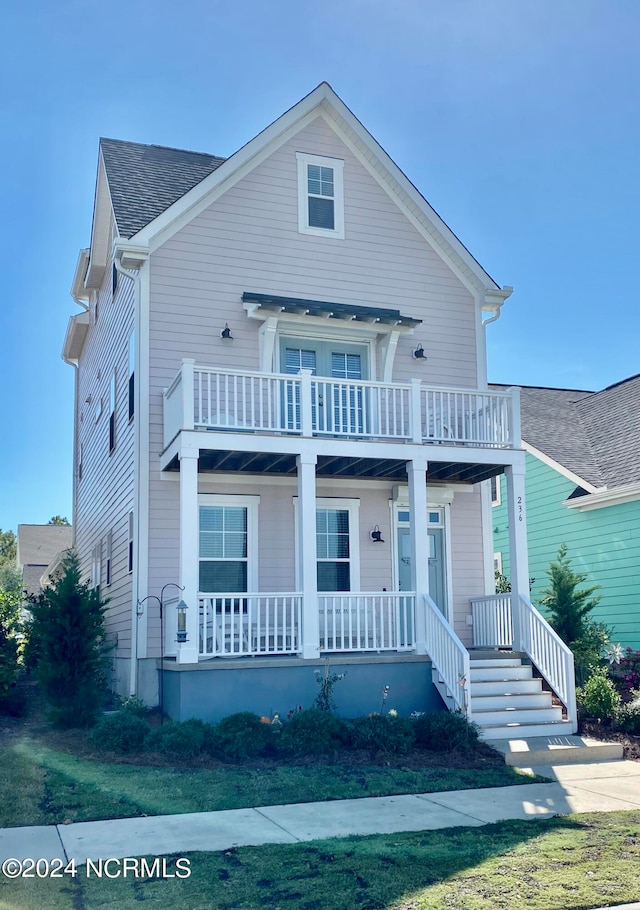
[
  {"x1": 396, "y1": 508, "x2": 447, "y2": 616},
  {"x1": 280, "y1": 338, "x2": 369, "y2": 434}
]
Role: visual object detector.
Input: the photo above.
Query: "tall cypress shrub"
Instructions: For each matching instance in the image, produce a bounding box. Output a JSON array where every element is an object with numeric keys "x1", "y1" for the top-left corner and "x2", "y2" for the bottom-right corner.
[{"x1": 28, "y1": 550, "x2": 108, "y2": 727}]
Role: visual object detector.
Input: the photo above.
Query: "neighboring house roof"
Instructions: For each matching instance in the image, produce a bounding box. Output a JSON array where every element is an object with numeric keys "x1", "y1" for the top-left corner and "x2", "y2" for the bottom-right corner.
[
  {"x1": 100, "y1": 138, "x2": 226, "y2": 239},
  {"x1": 491, "y1": 375, "x2": 640, "y2": 491},
  {"x1": 17, "y1": 524, "x2": 74, "y2": 596}
]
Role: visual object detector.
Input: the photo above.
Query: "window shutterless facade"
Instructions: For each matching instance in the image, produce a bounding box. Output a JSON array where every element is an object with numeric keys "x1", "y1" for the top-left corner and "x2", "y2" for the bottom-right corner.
[
  {"x1": 127, "y1": 511, "x2": 134, "y2": 574},
  {"x1": 105, "y1": 530, "x2": 112, "y2": 587},
  {"x1": 128, "y1": 330, "x2": 135, "y2": 420},
  {"x1": 198, "y1": 496, "x2": 259, "y2": 594},
  {"x1": 296, "y1": 153, "x2": 344, "y2": 239},
  {"x1": 109, "y1": 371, "x2": 116, "y2": 453}
]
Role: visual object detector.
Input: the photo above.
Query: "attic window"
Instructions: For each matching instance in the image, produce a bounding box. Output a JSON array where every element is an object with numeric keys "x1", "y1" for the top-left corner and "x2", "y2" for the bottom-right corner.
[{"x1": 297, "y1": 153, "x2": 344, "y2": 239}]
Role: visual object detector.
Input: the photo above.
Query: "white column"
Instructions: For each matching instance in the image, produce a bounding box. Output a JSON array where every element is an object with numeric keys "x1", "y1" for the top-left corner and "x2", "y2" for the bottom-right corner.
[
  {"x1": 407, "y1": 455, "x2": 429, "y2": 654},
  {"x1": 177, "y1": 445, "x2": 199, "y2": 664},
  {"x1": 297, "y1": 452, "x2": 319, "y2": 658},
  {"x1": 505, "y1": 456, "x2": 529, "y2": 650}
]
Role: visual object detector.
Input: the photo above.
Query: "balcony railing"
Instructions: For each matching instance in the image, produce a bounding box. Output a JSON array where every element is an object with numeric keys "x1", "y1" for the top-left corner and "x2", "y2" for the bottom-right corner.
[
  {"x1": 163, "y1": 362, "x2": 517, "y2": 449},
  {"x1": 319, "y1": 593, "x2": 415, "y2": 652}
]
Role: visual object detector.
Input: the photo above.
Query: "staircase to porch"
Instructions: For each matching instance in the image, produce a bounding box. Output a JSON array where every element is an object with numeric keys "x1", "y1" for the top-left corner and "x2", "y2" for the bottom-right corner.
[
  {"x1": 426, "y1": 593, "x2": 578, "y2": 741},
  {"x1": 469, "y1": 652, "x2": 571, "y2": 740}
]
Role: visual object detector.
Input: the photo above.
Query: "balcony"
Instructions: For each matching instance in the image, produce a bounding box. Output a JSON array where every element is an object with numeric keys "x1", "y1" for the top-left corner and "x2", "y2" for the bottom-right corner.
[{"x1": 163, "y1": 362, "x2": 517, "y2": 451}]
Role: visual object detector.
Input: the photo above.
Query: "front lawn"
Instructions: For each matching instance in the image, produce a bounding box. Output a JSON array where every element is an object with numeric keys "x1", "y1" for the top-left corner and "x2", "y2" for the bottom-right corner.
[
  {"x1": 0, "y1": 738, "x2": 542, "y2": 826},
  {"x1": 1, "y1": 812, "x2": 639, "y2": 910}
]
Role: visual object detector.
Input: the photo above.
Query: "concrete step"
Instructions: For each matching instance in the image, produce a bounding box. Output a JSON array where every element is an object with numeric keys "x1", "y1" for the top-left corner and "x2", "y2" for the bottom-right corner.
[
  {"x1": 471, "y1": 679, "x2": 544, "y2": 696},
  {"x1": 485, "y1": 734, "x2": 625, "y2": 765},
  {"x1": 471, "y1": 692, "x2": 553, "y2": 711},
  {"x1": 469, "y1": 657, "x2": 522, "y2": 670},
  {"x1": 470, "y1": 665, "x2": 533, "y2": 682},
  {"x1": 473, "y1": 705, "x2": 564, "y2": 727},
  {"x1": 477, "y1": 720, "x2": 572, "y2": 740}
]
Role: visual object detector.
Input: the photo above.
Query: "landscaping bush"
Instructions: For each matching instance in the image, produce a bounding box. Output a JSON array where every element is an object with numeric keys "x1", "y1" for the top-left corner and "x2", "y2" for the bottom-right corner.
[
  {"x1": 118, "y1": 695, "x2": 149, "y2": 717},
  {"x1": 413, "y1": 710, "x2": 480, "y2": 753},
  {"x1": 91, "y1": 711, "x2": 149, "y2": 754},
  {"x1": 577, "y1": 668, "x2": 621, "y2": 721},
  {"x1": 214, "y1": 712, "x2": 274, "y2": 761},
  {"x1": 147, "y1": 719, "x2": 212, "y2": 761},
  {"x1": 609, "y1": 647, "x2": 640, "y2": 695},
  {"x1": 616, "y1": 698, "x2": 640, "y2": 734},
  {"x1": 347, "y1": 713, "x2": 415, "y2": 755},
  {"x1": 278, "y1": 708, "x2": 350, "y2": 756}
]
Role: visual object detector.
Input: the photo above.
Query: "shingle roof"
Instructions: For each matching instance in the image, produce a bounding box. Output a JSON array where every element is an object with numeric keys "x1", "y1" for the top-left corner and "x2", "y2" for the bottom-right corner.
[
  {"x1": 17, "y1": 525, "x2": 73, "y2": 571},
  {"x1": 100, "y1": 138, "x2": 226, "y2": 238},
  {"x1": 490, "y1": 376, "x2": 640, "y2": 490}
]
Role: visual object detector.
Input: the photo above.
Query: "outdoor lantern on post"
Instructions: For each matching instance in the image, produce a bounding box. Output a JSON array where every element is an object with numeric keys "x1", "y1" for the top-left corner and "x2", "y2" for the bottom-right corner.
[{"x1": 176, "y1": 599, "x2": 189, "y2": 643}]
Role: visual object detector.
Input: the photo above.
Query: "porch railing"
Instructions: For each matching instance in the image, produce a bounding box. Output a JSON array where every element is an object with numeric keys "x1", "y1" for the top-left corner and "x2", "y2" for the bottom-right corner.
[
  {"x1": 470, "y1": 594, "x2": 514, "y2": 648},
  {"x1": 519, "y1": 595, "x2": 577, "y2": 731},
  {"x1": 163, "y1": 362, "x2": 516, "y2": 449},
  {"x1": 424, "y1": 594, "x2": 470, "y2": 715},
  {"x1": 318, "y1": 593, "x2": 415, "y2": 652},
  {"x1": 199, "y1": 594, "x2": 302, "y2": 657}
]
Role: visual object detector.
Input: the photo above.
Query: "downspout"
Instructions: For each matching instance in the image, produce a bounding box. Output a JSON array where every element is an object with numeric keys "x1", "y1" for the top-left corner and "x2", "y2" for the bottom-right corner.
[
  {"x1": 114, "y1": 256, "x2": 142, "y2": 697},
  {"x1": 64, "y1": 278, "x2": 90, "y2": 544}
]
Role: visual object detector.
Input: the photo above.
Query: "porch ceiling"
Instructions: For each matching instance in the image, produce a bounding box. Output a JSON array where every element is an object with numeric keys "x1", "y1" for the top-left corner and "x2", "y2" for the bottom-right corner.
[{"x1": 164, "y1": 450, "x2": 505, "y2": 484}]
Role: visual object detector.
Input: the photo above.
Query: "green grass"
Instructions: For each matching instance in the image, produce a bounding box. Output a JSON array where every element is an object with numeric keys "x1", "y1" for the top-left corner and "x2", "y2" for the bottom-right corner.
[
  {"x1": 1, "y1": 812, "x2": 639, "y2": 910},
  {"x1": 0, "y1": 738, "x2": 544, "y2": 827}
]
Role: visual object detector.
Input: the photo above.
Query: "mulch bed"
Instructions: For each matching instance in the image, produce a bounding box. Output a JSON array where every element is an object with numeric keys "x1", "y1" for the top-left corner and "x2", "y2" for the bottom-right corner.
[{"x1": 580, "y1": 719, "x2": 640, "y2": 763}]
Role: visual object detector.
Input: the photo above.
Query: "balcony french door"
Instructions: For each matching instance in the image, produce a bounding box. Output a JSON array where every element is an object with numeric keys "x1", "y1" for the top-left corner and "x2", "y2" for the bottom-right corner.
[{"x1": 281, "y1": 338, "x2": 368, "y2": 434}]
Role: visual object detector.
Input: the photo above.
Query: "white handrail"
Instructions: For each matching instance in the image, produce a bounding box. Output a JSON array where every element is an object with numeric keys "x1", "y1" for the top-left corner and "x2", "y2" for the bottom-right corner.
[
  {"x1": 198, "y1": 593, "x2": 302, "y2": 657},
  {"x1": 424, "y1": 594, "x2": 471, "y2": 716},
  {"x1": 470, "y1": 594, "x2": 513, "y2": 648},
  {"x1": 519, "y1": 595, "x2": 577, "y2": 732},
  {"x1": 318, "y1": 593, "x2": 415, "y2": 652}
]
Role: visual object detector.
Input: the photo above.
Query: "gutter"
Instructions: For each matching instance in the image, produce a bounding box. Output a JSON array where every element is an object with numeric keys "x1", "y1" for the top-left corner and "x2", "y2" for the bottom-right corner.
[{"x1": 563, "y1": 481, "x2": 640, "y2": 512}]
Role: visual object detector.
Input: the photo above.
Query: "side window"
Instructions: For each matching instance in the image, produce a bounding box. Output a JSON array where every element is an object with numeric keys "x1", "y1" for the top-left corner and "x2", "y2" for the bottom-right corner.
[
  {"x1": 109, "y1": 371, "x2": 116, "y2": 453},
  {"x1": 128, "y1": 330, "x2": 135, "y2": 420},
  {"x1": 296, "y1": 153, "x2": 344, "y2": 239},
  {"x1": 490, "y1": 475, "x2": 501, "y2": 506},
  {"x1": 105, "y1": 530, "x2": 112, "y2": 586},
  {"x1": 91, "y1": 543, "x2": 101, "y2": 590},
  {"x1": 128, "y1": 511, "x2": 134, "y2": 573}
]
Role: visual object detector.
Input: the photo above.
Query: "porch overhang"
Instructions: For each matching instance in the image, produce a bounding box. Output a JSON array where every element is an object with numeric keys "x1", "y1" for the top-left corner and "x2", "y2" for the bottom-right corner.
[
  {"x1": 242, "y1": 291, "x2": 422, "y2": 329},
  {"x1": 162, "y1": 439, "x2": 506, "y2": 485}
]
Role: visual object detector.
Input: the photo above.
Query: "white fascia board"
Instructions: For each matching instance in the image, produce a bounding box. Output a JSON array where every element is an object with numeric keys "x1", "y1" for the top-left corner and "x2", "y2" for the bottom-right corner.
[
  {"x1": 243, "y1": 303, "x2": 414, "y2": 336},
  {"x1": 70, "y1": 249, "x2": 91, "y2": 306},
  {"x1": 522, "y1": 440, "x2": 601, "y2": 494},
  {"x1": 563, "y1": 482, "x2": 640, "y2": 512},
  {"x1": 86, "y1": 154, "x2": 115, "y2": 289},
  {"x1": 62, "y1": 312, "x2": 90, "y2": 363},
  {"x1": 128, "y1": 81, "x2": 506, "y2": 298}
]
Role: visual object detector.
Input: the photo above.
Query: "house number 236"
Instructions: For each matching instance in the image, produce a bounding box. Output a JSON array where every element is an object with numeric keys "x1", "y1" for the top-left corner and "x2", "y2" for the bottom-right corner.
[{"x1": 517, "y1": 496, "x2": 523, "y2": 521}]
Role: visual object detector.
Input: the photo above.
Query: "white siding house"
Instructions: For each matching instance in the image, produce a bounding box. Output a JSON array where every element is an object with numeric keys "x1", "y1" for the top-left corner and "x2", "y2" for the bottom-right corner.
[{"x1": 63, "y1": 83, "x2": 576, "y2": 736}]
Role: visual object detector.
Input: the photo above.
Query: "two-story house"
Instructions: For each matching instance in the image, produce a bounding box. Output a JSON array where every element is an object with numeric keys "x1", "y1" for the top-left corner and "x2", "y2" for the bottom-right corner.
[{"x1": 63, "y1": 83, "x2": 576, "y2": 737}]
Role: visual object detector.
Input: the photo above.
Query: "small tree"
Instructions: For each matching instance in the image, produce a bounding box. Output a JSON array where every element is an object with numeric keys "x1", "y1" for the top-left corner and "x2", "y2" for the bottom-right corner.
[
  {"x1": 540, "y1": 545, "x2": 601, "y2": 644},
  {"x1": 28, "y1": 550, "x2": 108, "y2": 727},
  {"x1": 0, "y1": 588, "x2": 22, "y2": 701},
  {"x1": 540, "y1": 545, "x2": 605, "y2": 684},
  {"x1": 48, "y1": 516, "x2": 71, "y2": 526}
]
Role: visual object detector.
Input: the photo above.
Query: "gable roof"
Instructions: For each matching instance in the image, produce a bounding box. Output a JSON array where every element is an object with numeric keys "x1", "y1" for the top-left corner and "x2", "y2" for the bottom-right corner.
[
  {"x1": 491, "y1": 376, "x2": 640, "y2": 490},
  {"x1": 100, "y1": 138, "x2": 226, "y2": 239},
  {"x1": 95, "y1": 83, "x2": 508, "y2": 302}
]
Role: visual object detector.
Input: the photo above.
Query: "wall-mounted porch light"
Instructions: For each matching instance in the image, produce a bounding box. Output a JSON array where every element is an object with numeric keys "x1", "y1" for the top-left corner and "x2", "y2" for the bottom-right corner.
[
  {"x1": 370, "y1": 525, "x2": 385, "y2": 543},
  {"x1": 176, "y1": 599, "x2": 189, "y2": 643},
  {"x1": 220, "y1": 324, "x2": 233, "y2": 340},
  {"x1": 413, "y1": 343, "x2": 426, "y2": 360}
]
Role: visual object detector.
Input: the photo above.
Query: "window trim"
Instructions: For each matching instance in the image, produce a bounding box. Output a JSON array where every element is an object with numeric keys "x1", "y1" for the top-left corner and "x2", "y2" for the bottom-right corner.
[
  {"x1": 490, "y1": 475, "x2": 501, "y2": 507},
  {"x1": 128, "y1": 330, "x2": 135, "y2": 421},
  {"x1": 105, "y1": 530, "x2": 113, "y2": 587},
  {"x1": 198, "y1": 494, "x2": 260, "y2": 593},
  {"x1": 127, "y1": 511, "x2": 134, "y2": 574},
  {"x1": 90, "y1": 542, "x2": 101, "y2": 590},
  {"x1": 296, "y1": 152, "x2": 344, "y2": 239},
  {"x1": 293, "y1": 497, "x2": 360, "y2": 592},
  {"x1": 494, "y1": 552, "x2": 503, "y2": 575},
  {"x1": 109, "y1": 371, "x2": 116, "y2": 453}
]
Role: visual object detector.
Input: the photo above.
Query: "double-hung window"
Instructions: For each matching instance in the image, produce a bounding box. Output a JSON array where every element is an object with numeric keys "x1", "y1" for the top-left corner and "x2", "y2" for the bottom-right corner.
[
  {"x1": 198, "y1": 496, "x2": 259, "y2": 597},
  {"x1": 297, "y1": 153, "x2": 344, "y2": 238}
]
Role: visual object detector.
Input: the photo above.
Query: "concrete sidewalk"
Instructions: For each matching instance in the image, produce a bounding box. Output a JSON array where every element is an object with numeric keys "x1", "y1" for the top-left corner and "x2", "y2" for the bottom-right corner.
[{"x1": 1, "y1": 759, "x2": 640, "y2": 865}]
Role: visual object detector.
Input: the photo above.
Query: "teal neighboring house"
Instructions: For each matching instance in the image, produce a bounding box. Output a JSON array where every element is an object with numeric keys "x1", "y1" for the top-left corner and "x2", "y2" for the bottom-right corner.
[{"x1": 492, "y1": 375, "x2": 640, "y2": 649}]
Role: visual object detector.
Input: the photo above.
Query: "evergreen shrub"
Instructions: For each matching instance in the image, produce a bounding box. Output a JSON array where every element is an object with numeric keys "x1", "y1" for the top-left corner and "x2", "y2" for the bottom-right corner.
[
  {"x1": 91, "y1": 711, "x2": 149, "y2": 754},
  {"x1": 278, "y1": 708, "x2": 350, "y2": 756},
  {"x1": 413, "y1": 710, "x2": 480, "y2": 753},
  {"x1": 348, "y1": 713, "x2": 415, "y2": 755}
]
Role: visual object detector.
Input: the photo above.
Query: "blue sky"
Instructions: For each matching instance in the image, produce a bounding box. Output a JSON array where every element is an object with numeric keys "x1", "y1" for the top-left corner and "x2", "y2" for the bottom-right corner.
[{"x1": 1, "y1": 0, "x2": 639, "y2": 533}]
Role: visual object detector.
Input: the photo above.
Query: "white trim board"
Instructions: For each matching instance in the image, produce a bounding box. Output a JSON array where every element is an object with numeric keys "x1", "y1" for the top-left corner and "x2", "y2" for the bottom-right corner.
[
  {"x1": 522, "y1": 441, "x2": 601, "y2": 495},
  {"x1": 563, "y1": 482, "x2": 640, "y2": 512}
]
